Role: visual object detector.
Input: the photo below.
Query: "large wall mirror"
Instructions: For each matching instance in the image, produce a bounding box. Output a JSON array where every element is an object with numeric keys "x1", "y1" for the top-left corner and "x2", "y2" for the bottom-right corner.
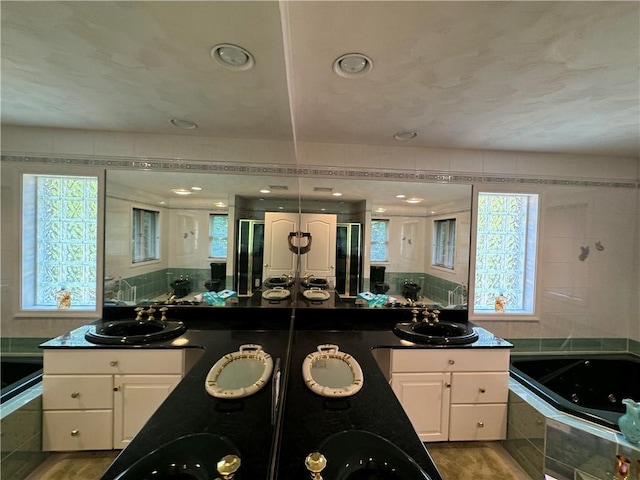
[{"x1": 105, "y1": 169, "x2": 471, "y2": 310}]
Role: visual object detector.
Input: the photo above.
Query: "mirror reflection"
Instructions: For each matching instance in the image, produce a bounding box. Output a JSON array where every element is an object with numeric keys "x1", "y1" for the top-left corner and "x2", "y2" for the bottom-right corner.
[{"x1": 105, "y1": 170, "x2": 471, "y2": 309}]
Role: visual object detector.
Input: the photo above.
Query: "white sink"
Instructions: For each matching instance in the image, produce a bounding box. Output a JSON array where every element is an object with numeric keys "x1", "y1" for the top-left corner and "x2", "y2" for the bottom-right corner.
[
  {"x1": 302, "y1": 289, "x2": 331, "y2": 301},
  {"x1": 262, "y1": 288, "x2": 291, "y2": 300}
]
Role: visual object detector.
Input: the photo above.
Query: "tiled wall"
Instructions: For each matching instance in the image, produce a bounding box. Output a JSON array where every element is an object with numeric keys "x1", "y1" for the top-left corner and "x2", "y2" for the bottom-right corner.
[
  {"x1": 1, "y1": 126, "x2": 638, "y2": 340},
  {"x1": 376, "y1": 271, "x2": 463, "y2": 305}
]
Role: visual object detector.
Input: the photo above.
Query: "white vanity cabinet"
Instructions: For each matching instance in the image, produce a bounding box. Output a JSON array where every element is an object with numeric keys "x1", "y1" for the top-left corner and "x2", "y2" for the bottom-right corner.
[
  {"x1": 42, "y1": 349, "x2": 184, "y2": 451},
  {"x1": 390, "y1": 348, "x2": 509, "y2": 442}
]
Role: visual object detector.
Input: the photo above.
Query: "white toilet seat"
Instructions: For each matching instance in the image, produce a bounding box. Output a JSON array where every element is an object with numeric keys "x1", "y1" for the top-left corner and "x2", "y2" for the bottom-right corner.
[
  {"x1": 205, "y1": 344, "x2": 273, "y2": 399},
  {"x1": 302, "y1": 344, "x2": 363, "y2": 398}
]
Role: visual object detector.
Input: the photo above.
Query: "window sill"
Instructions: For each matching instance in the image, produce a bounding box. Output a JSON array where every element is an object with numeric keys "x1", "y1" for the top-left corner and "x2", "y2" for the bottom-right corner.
[{"x1": 14, "y1": 309, "x2": 100, "y2": 320}]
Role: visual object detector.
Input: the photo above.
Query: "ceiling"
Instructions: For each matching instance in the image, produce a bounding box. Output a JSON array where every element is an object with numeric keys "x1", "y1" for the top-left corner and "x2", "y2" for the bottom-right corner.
[{"x1": 1, "y1": 1, "x2": 639, "y2": 158}]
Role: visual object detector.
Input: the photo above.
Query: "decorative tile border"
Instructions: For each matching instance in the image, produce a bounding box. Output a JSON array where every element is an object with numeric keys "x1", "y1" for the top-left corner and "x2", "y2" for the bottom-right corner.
[{"x1": 2, "y1": 155, "x2": 637, "y2": 189}]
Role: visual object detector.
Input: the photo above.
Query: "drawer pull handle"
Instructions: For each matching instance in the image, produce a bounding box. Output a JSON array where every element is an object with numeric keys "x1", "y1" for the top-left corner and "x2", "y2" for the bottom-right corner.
[
  {"x1": 71, "y1": 430, "x2": 80, "y2": 436},
  {"x1": 477, "y1": 421, "x2": 484, "y2": 428},
  {"x1": 448, "y1": 360, "x2": 455, "y2": 365},
  {"x1": 479, "y1": 388, "x2": 486, "y2": 393},
  {"x1": 110, "y1": 360, "x2": 118, "y2": 367},
  {"x1": 70, "y1": 392, "x2": 80, "y2": 398}
]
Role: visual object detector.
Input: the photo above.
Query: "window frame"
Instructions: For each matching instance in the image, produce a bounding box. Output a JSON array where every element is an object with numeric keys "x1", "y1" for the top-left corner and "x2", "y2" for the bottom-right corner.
[
  {"x1": 370, "y1": 219, "x2": 390, "y2": 263},
  {"x1": 17, "y1": 166, "x2": 104, "y2": 317},
  {"x1": 208, "y1": 214, "x2": 229, "y2": 259},
  {"x1": 131, "y1": 206, "x2": 161, "y2": 265},
  {"x1": 431, "y1": 217, "x2": 457, "y2": 271},
  {"x1": 469, "y1": 185, "x2": 542, "y2": 321}
]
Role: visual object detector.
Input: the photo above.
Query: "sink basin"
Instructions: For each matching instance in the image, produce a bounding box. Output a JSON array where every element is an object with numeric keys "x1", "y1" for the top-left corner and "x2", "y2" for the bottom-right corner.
[
  {"x1": 263, "y1": 276, "x2": 294, "y2": 288},
  {"x1": 302, "y1": 278, "x2": 328, "y2": 289},
  {"x1": 313, "y1": 430, "x2": 431, "y2": 479},
  {"x1": 262, "y1": 288, "x2": 291, "y2": 300},
  {"x1": 114, "y1": 432, "x2": 240, "y2": 480},
  {"x1": 393, "y1": 321, "x2": 479, "y2": 345},
  {"x1": 302, "y1": 289, "x2": 331, "y2": 301},
  {"x1": 85, "y1": 319, "x2": 186, "y2": 345}
]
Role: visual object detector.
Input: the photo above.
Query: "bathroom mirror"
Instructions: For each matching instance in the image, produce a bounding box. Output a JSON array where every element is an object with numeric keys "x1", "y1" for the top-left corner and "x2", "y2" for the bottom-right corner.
[{"x1": 105, "y1": 170, "x2": 472, "y2": 308}]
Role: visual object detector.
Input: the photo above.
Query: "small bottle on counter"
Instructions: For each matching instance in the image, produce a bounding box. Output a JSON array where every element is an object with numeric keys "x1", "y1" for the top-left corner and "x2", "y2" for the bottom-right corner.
[
  {"x1": 56, "y1": 286, "x2": 72, "y2": 309},
  {"x1": 494, "y1": 293, "x2": 506, "y2": 313}
]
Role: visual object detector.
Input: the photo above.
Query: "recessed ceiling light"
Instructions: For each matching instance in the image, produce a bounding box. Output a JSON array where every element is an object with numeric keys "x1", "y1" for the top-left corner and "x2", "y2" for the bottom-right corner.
[
  {"x1": 260, "y1": 189, "x2": 271, "y2": 194},
  {"x1": 405, "y1": 197, "x2": 424, "y2": 204},
  {"x1": 332, "y1": 192, "x2": 343, "y2": 197},
  {"x1": 393, "y1": 131, "x2": 418, "y2": 141},
  {"x1": 171, "y1": 188, "x2": 193, "y2": 196},
  {"x1": 211, "y1": 44, "x2": 255, "y2": 71},
  {"x1": 333, "y1": 53, "x2": 373, "y2": 78},
  {"x1": 375, "y1": 208, "x2": 386, "y2": 213},
  {"x1": 170, "y1": 118, "x2": 197, "y2": 130},
  {"x1": 396, "y1": 194, "x2": 406, "y2": 199},
  {"x1": 215, "y1": 202, "x2": 226, "y2": 208},
  {"x1": 190, "y1": 186, "x2": 202, "y2": 191}
]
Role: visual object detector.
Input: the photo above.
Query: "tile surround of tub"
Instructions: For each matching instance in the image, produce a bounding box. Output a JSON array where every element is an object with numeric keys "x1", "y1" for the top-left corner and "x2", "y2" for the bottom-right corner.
[{"x1": 506, "y1": 381, "x2": 640, "y2": 480}]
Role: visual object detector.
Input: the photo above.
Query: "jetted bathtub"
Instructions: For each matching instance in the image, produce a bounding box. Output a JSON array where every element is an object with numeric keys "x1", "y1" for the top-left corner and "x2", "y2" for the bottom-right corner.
[{"x1": 510, "y1": 353, "x2": 640, "y2": 431}]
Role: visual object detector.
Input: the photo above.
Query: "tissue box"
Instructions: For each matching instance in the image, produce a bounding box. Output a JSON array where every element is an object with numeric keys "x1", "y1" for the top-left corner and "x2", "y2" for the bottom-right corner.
[
  {"x1": 217, "y1": 289, "x2": 237, "y2": 300},
  {"x1": 357, "y1": 291, "x2": 375, "y2": 302}
]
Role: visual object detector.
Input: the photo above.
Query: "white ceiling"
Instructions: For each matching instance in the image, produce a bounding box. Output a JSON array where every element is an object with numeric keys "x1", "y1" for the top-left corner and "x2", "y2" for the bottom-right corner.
[{"x1": 2, "y1": 1, "x2": 639, "y2": 158}]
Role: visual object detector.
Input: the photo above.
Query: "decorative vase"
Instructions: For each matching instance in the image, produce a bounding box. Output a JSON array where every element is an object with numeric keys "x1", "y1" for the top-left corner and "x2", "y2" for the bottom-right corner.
[{"x1": 618, "y1": 398, "x2": 640, "y2": 444}]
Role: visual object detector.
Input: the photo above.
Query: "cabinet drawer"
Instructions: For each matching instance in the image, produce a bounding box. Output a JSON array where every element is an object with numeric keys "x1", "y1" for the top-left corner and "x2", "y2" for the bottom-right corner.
[
  {"x1": 43, "y1": 410, "x2": 113, "y2": 451},
  {"x1": 43, "y1": 375, "x2": 113, "y2": 410},
  {"x1": 44, "y1": 349, "x2": 184, "y2": 375},
  {"x1": 391, "y1": 348, "x2": 509, "y2": 373},
  {"x1": 450, "y1": 372, "x2": 509, "y2": 404},
  {"x1": 448, "y1": 404, "x2": 507, "y2": 441}
]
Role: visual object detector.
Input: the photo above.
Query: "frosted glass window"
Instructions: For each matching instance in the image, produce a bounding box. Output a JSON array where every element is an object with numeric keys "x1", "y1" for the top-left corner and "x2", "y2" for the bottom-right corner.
[
  {"x1": 433, "y1": 218, "x2": 456, "y2": 269},
  {"x1": 132, "y1": 208, "x2": 159, "y2": 263},
  {"x1": 370, "y1": 220, "x2": 389, "y2": 262},
  {"x1": 473, "y1": 192, "x2": 539, "y2": 315},
  {"x1": 22, "y1": 174, "x2": 98, "y2": 310},
  {"x1": 209, "y1": 214, "x2": 228, "y2": 258}
]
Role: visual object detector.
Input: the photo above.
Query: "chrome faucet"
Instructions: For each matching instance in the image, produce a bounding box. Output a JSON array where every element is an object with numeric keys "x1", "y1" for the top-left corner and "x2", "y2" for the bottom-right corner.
[{"x1": 422, "y1": 309, "x2": 440, "y2": 323}]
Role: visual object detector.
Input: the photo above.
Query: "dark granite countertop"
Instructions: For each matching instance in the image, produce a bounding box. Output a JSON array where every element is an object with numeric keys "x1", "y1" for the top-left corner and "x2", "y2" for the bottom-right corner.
[{"x1": 40, "y1": 307, "x2": 511, "y2": 480}]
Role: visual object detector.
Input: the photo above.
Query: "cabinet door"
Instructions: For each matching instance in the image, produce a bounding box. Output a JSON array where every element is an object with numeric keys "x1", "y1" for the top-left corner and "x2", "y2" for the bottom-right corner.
[
  {"x1": 299, "y1": 213, "x2": 337, "y2": 279},
  {"x1": 391, "y1": 372, "x2": 450, "y2": 442},
  {"x1": 113, "y1": 374, "x2": 181, "y2": 448}
]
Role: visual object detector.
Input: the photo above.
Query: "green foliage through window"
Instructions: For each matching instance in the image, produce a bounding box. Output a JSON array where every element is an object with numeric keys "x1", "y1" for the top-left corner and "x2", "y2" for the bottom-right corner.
[
  {"x1": 370, "y1": 220, "x2": 389, "y2": 262},
  {"x1": 132, "y1": 208, "x2": 159, "y2": 263},
  {"x1": 209, "y1": 215, "x2": 228, "y2": 258}
]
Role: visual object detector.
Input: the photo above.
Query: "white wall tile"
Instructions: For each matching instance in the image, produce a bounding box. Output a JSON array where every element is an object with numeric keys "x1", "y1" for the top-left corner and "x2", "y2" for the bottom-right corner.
[
  {"x1": 93, "y1": 131, "x2": 136, "y2": 157},
  {"x1": 52, "y1": 129, "x2": 95, "y2": 155}
]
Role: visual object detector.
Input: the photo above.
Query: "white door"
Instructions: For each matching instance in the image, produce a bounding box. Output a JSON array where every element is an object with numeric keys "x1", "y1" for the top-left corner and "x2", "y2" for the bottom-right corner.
[
  {"x1": 263, "y1": 212, "x2": 298, "y2": 279},
  {"x1": 113, "y1": 374, "x2": 181, "y2": 448},
  {"x1": 391, "y1": 372, "x2": 451, "y2": 442},
  {"x1": 299, "y1": 213, "x2": 337, "y2": 279}
]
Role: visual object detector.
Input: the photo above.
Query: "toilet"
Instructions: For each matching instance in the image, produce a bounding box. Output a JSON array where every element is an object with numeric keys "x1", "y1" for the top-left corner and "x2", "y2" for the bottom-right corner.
[{"x1": 370, "y1": 266, "x2": 389, "y2": 294}]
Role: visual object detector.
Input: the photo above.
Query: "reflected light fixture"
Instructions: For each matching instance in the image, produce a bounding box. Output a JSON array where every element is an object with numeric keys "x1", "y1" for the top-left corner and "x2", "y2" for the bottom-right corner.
[
  {"x1": 405, "y1": 197, "x2": 424, "y2": 204},
  {"x1": 332, "y1": 192, "x2": 343, "y2": 197},
  {"x1": 260, "y1": 189, "x2": 271, "y2": 194},
  {"x1": 211, "y1": 44, "x2": 255, "y2": 71},
  {"x1": 190, "y1": 186, "x2": 202, "y2": 191},
  {"x1": 333, "y1": 53, "x2": 373, "y2": 78},
  {"x1": 393, "y1": 131, "x2": 418, "y2": 141},
  {"x1": 170, "y1": 118, "x2": 197, "y2": 130},
  {"x1": 395, "y1": 194, "x2": 406, "y2": 199},
  {"x1": 171, "y1": 188, "x2": 193, "y2": 196}
]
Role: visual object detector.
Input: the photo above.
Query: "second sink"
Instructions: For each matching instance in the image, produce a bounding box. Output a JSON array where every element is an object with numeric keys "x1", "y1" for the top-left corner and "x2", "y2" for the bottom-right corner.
[
  {"x1": 393, "y1": 321, "x2": 479, "y2": 345},
  {"x1": 85, "y1": 319, "x2": 186, "y2": 345}
]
